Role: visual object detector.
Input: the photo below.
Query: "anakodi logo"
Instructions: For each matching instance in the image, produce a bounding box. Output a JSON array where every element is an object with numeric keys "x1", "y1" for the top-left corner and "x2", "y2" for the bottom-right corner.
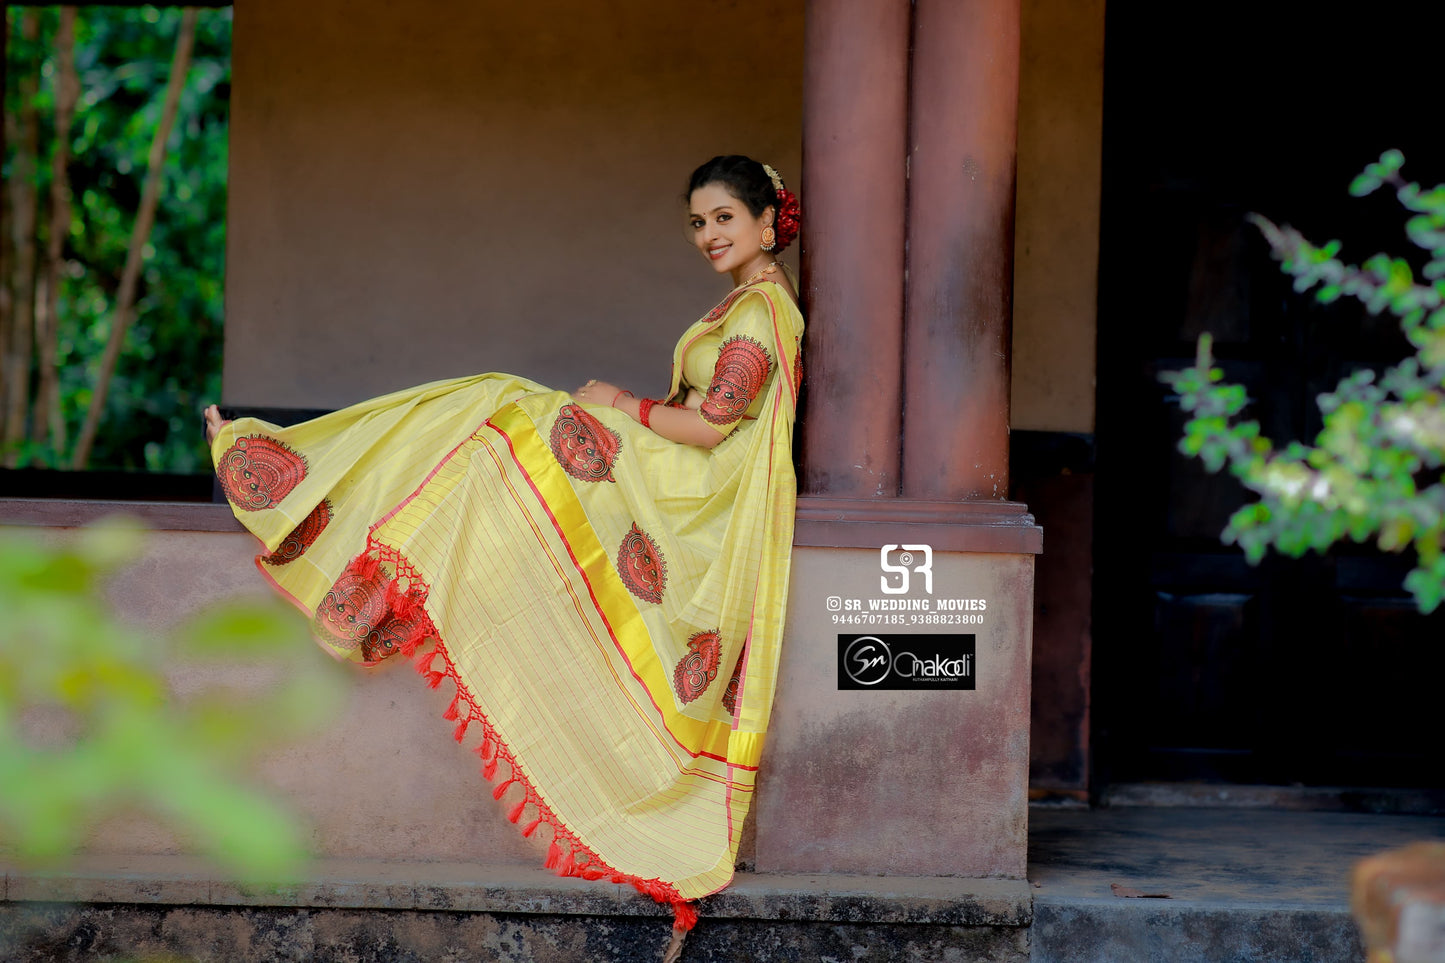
[{"x1": 838, "y1": 634, "x2": 975, "y2": 690}]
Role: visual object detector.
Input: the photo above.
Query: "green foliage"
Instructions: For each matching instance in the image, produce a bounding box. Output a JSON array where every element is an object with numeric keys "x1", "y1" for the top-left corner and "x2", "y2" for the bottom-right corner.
[
  {"x1": 1162, "y1": 152, "x2": 1445, "y2": 612},
  {"x1": 0, "y1": 520, "x2": 343, "y2": 884},
  {"x1": 5, "y1": 7, "x2": 230, "y2": 472}
]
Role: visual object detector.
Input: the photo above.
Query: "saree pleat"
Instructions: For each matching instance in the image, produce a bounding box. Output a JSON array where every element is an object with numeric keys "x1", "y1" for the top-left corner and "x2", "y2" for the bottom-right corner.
[{"x1": 211, "y1": 280, "x2": 802, "y2": 922}]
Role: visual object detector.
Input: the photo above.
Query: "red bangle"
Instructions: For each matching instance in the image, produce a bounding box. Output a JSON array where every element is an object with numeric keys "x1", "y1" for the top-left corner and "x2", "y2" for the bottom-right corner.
[
  {"x1": 638, "y1": 398, "x2": 657, "y2": 429},
  {"x1": 610, "y1": 389, "x2": 633, "y2": 407}
]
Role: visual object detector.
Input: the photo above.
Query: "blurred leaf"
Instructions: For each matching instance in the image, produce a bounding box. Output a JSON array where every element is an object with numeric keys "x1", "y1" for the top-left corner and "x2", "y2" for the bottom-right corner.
[
  {"x1": 177, "y1": 596, "x2": 312, "y2": 656},
  {"x1": 0, "y1": 524, "x2": 340, "y2": 885},
  {"x1": 1164, "y1": 151, "x2": 1445, "y2": 613}
]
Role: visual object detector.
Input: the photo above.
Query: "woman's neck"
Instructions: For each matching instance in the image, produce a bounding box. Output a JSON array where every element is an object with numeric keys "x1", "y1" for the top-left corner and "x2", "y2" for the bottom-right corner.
[{"x1": 731, "y1": 253, "x2": 777, "y2": 287}]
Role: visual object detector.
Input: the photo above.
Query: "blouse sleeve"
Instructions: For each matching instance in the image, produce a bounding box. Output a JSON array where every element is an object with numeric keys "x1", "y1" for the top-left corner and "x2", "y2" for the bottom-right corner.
[{"x1": 696, "y1": 291, "x2": 780, "y2": 440}]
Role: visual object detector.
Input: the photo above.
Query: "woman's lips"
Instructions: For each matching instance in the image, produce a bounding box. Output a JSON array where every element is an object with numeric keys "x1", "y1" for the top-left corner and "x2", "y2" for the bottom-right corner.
[{"x1": 708, "y1": 245, "x2": 731, "y2": 260}]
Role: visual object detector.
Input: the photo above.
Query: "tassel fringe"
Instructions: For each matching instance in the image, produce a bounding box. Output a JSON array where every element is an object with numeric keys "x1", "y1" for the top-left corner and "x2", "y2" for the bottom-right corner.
[
  {"x1": 671, "y1": 899, "x2": 698, "y2": 932},
  {"x1": 386, "y1": 546, "x2": 701, "y2": 936}
]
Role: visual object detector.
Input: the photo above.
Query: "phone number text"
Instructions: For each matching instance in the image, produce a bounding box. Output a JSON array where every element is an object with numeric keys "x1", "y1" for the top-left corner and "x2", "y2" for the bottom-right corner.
[{"x1": 831, "y1": 613, "x2": 984, "y2": 626}]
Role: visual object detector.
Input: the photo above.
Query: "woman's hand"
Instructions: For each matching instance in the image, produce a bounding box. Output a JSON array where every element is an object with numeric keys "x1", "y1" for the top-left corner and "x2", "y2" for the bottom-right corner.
[
  {"x1": 571, "y1": 379, "x2": 626, "y2": 407},
  {"x1": 572, "y1": 380, "x2": 725, "y2": 449}
]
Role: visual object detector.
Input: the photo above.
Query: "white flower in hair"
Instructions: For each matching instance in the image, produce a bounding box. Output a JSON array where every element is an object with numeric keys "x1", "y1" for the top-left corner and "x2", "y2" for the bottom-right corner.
[{"x1": 762, "y1": 164, "x2": 785, "y2": 193}]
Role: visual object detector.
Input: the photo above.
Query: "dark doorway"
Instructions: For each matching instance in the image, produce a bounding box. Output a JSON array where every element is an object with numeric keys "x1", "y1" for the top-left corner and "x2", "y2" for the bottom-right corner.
[{"x1": 1094, "y1": 2, "x2": 1445, "y2": 791}]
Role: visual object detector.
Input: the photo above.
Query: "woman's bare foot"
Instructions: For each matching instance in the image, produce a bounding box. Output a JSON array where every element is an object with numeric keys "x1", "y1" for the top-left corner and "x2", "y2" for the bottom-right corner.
[
  {"x1": 661, "y1": 928, "x2": 687, "y2": 963},
  {"x1": 204, "y1": 404, "x2": 230, "y2": 446}
]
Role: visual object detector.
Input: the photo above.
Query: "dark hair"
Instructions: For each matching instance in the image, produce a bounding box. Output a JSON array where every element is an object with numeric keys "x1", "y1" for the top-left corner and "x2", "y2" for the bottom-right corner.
[{"x1": 686, "y1": 155, "x2": 778, "y2": 217}]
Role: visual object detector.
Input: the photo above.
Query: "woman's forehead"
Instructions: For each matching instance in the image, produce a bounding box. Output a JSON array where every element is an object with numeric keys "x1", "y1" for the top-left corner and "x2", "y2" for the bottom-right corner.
[{"x1": 688, "y1": 183, "x2": 740, "y2": 214}]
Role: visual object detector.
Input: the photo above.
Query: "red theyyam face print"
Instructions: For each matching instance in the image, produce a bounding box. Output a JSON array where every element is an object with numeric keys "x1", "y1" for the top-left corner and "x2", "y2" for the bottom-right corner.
[
  {"x1": 701, "y1": 336, "x2": 771, "y2": 427},
  {"x1": 617, "y1": 523, "x2": 666, "y2": 604},
  {"x1": 549, "y1": 404, "x2": 622, "y2": 483},
  {"x1": 673, "y1": 629, "x2": 722, "y2": 704},
  {"x1": 217, "y1": 435, "x2": 307, "y2": 510}
]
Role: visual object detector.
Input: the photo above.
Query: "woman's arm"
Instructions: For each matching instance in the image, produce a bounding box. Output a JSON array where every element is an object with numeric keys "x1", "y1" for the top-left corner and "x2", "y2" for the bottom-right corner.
[
  {"x1": 570, "y1": 381, "x2": 725, "y2": 449},
  {"x1": 617, "y1": 393, "x2": 727, "y2": 448}
]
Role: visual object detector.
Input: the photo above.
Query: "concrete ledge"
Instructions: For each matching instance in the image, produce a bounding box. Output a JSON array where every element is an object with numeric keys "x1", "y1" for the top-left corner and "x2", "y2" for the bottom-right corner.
[
  {"x1": 0, "y1": 498, "x2": 244, "y2": 532},
  {"x1": 1, "y1": 856, "x2": 1032, "y2": 927},
  {"x1": 0, "y1": 903, "x2": 1031, "y2": 963},
  {"x1": 1032, "y1": 895, "x2": 1361, "y2": 963}
]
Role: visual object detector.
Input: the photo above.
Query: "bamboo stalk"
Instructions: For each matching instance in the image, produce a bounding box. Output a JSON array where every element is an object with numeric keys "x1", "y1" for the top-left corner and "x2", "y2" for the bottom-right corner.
[
  {"x1": 34, "y1": 7, "x2": 78, "y2": 457},
  {"x1": 0, "y1": 11, "x2": 12, "y2": 441},
  {"x1": 3, "y1": 9, "x2": 40, "y2": 466},
  {"x1": 72, "y1": 8, "x2": 197, "y2": 469}
]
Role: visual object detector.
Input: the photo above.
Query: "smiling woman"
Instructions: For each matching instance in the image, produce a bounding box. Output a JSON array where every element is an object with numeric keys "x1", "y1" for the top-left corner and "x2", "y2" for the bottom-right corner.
[{"x1": 205, "y1": 155, "x2": 803, "y2": 960}]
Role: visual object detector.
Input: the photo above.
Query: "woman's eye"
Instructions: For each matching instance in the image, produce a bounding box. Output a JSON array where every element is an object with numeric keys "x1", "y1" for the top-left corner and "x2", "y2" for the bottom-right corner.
[
  {"x1": 690, "y1": 219, "x2": 705, "y2": 230},
  {"x1": 717, "y1": 213, "x2": 731, "y2": 223}
]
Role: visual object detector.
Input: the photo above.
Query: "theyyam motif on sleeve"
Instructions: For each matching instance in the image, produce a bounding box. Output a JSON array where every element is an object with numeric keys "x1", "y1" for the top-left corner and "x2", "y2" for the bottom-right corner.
[{"x1": 700, "y1": 335, "x2": 772, "y2": 427}]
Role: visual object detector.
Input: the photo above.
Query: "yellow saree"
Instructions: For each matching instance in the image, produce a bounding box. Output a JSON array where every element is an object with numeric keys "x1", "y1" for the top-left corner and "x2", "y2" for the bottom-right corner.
[{"x1": 210, "y1": 278, "x2": 802, "y2": 927}]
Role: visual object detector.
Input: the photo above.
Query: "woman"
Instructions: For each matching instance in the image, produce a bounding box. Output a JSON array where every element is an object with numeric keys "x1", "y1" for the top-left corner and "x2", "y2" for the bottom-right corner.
[{"x1": 204, "y1": 155, "x2": 803, "y2": 956}]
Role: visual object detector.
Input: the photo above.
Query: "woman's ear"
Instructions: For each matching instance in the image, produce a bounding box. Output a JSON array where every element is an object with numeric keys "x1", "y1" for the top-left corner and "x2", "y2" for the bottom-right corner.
[{"x1": 763, "y1": 205, "x2": 777, "y2": 228}]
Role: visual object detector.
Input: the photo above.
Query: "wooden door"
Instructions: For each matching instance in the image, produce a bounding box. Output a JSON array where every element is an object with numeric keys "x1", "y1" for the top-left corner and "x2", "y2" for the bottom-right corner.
[{"x1": 1094, "y1": 0, "x2": 1445, "y2": 790}]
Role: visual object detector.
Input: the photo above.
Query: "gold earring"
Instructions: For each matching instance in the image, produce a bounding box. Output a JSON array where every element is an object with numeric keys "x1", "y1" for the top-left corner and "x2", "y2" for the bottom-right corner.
[{"x1": 761, "y1": 227, "x2": 776, "y2": 252}]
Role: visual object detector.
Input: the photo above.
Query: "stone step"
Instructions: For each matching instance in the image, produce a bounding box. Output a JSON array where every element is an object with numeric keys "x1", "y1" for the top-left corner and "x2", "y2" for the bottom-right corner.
[
  {"x1": 1, "y1": 856, "x2": 1032, "y2": 962},
  {"x1": 1033, "y1": 895, "x2": 1359, "y2": 963}
]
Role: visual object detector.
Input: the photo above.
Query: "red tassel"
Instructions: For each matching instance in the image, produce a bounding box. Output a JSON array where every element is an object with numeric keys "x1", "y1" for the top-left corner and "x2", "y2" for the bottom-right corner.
[
  {"x1": 424, "y1": 670, "x2": 445, "y2": 689},
  {"x1": 398, "y1": 631, "x2": 424, "y2": 658},
  {"x1": 442, "y1": 695, "x2": 460, "y2": 722},
  {"x1": 351, "y1": 552, "x2": 382, "y2": 583},
  {"x1": 672, "y1": 900, "x2": 698, "y2": 932},
  {"x1": 452, "y1": 718, "x2": 469, "y2": 742},
  {"x1": 632, "y1": 878, "x2": 672, "y2": 904},
  {"x1": 521, "y1": 815, "x2": 543, "y2": 837},
  {"x1": 481, "y1": 734, "x2": 494, "y2": 758},
  {"x1": 507, "y1": 799, "x2": 527, "y2": 823},
  {"x1": 388, "y1": 580, "x2": 425, "y2": 621},
  {"x1": 482, "y1": 755, "x2": 498, "y2": 780},
  {"x1": 545, "y1": 838, "x2": 562, "y2": 869},
  {"x1": 492, "y1": 776, "x2": 516, "y2": 800}
]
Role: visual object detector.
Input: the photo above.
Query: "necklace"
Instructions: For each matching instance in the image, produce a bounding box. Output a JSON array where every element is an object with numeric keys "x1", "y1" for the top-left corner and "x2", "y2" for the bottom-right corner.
[{"x1": 735, "y1": 261, "x2": 780, "y2": 289}]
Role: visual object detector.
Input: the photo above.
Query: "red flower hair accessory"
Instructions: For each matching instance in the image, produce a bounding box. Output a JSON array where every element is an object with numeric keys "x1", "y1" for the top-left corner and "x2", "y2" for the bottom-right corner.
[{"x1": 762, "y1": 163, "x2": 802, "y2": 253}]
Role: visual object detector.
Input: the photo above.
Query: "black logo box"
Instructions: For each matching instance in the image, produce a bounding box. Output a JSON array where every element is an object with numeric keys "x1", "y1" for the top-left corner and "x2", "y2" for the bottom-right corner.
[{"x1": 837, "y1": 634, "x2": 976, "y2": 690}]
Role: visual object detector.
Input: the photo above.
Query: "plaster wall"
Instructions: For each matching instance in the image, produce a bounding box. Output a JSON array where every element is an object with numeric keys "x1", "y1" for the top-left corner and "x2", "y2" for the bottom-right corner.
[
  {"x1": 223, "y1": 0, "x2": 1099, "y2": 432},
  {"x1": 12, "y1": 528, "x2": 1030, "y2": 881},
  {"x1": 223, "y1": 0, "x2": 803, "y2": 410},
  {"x1": 1010, "y1": 0, "x2": 1105, "y2": 433},
  {"x1": 25, "y1": 529, "x2": 541, "y2": 866},
  {"x1": 754, "y1": 546, "x2": 1035, "y2": 878}
]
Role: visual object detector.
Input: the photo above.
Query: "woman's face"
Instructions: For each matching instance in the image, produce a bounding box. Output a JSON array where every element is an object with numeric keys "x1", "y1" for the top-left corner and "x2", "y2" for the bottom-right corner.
[{"x1": 688, "y1": 182, "x2": 774, "y2": 278}]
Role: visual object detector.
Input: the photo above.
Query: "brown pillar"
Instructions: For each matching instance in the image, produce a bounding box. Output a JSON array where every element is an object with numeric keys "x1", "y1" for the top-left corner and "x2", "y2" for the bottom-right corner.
[
  {"x1": 901, "y1": 0, "x2": 1021, "y2": 501},
  {"x1": 799, "y1": 0, "x2": 911, "y2": 499}
]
